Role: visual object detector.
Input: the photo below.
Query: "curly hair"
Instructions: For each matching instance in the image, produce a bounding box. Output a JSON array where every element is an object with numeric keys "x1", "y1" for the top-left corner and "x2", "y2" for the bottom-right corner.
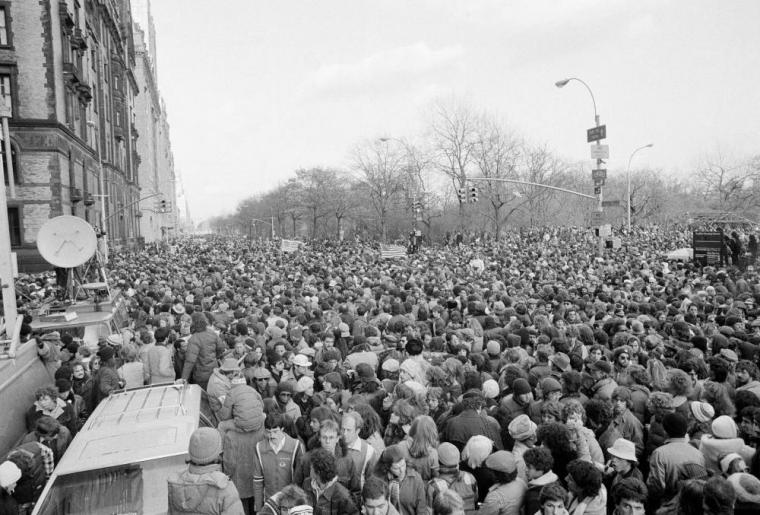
[
  {"x1": 540, "y1": 400, "x2": 563, "y2": 422},
  {"x1": 567, "y1": 459, "x2": 602, "y2": 498},
  {"x1": 523, "y1": 446, "x2": 554, "y2": 474},
  {"x1": 310, "y1": 447, "x2": 337, "y2": 484},
  {"x1": 539, "y1": 482, "x2": 568, "y2": 506},
  {"x1": 561, "y1": 399, "x2": 586, "y2": 423},
  {"x1": 647, "y1": 392, "x2": 675, "y2": 420},
  {"x1": 612, "y1": 477, "x2": 648, "y2": 506},
  {"x1": 35, "y1": 385, "x2": 60, "y2": 401},
  {"x1": 667, "y1": 369, "x2": 693, "y2": 397},
  {"x1": 584, "y1": 399, "x2": 614, "y2": 430}
]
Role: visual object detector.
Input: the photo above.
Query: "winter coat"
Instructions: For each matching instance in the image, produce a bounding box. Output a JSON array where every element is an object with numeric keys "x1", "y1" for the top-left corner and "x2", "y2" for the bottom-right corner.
[
  {"x1": 611, "y1": 410, "x2": 644, "y2": 460},
  {"x1": 591, "y1": 377, "x2": 618, "y2": 401},
  {"x1": 523, "y1": 471, "x2": 559, "y2": 515},
  {"x1": 222, "y1": 425, "x2": 265, "y2": 499},
  {"x1": 387, "y1": 468, "x2": 429, "y2": 515},
  {"x1": 218, "y1": 384, "x2": 264, "y2": 431},
  {"x1": 303, "y1": 478, "x2": 359, "y2": 515},
  {"x1": 146, "y1": 344, "x2": 175, "y2": 384},
  {"x1": 117, "y1": 362, "x2": 147, "y2": 389},
  {"x1": 25, "y1": 398, "x2": 77, "y2": 436},
  {"x1": 91, "y1": 365, "x2": 121, "y2": 410},
  {"x1": 737, "y1": 380, "x2": 760, "y2": 401},
  {"x1": 699, "y1": 435, "x2": 756, "y2": 472},
  {"x1": 647, "y1": 437, "x2": 706, "y2": 505},
  {"x1": 629, "y1": 384, "x2": 650, "y2": 425},
  {"x1": 206, "y1": 369, "x2": 232, "y2": 416},
  {"x1": 443, "y1": 409, "x2": 503, "y2": 451},
  {"x1": 167, "y1": 463, "x2": 244, "y2": 515},
  {"x1": 478, "y1": 477, "x2": 527, "y2": 515},
  {"x1": 295, "y1": 447, "x2": 360, "y2": 496},
  {"x1": 181, "y1": 329, "x2": 225, "y2": 387},
  {"x1": 427, "y1": 469, "x2": 479, "y2": 514}
]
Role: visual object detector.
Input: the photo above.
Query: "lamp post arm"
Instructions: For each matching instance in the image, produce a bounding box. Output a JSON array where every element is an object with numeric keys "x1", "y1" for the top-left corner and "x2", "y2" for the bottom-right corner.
[
  {"x1": 566, "y1": 77, "x2": 598, "y2": 125},
  {"x1": 468, "y1": 177, "x2": 597, "y2": 200},
  {"x1": 106, "y1": 192, "x2": 165, "y2": 222}
]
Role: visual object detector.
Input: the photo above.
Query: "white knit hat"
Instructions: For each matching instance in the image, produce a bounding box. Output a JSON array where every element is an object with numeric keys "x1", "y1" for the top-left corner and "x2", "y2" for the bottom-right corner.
[{"x1": 0, "y1": 461, "x2": 21, "y2": 489}]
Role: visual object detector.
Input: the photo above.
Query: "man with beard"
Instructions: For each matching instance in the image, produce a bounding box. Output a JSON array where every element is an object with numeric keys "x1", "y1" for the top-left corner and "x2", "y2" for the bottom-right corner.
[
  {"x1": 736, "y1": 360, "x2": 760, "y2": 401},
  {"x1": 610, "y1": 387, "x2": 644, "y2": 462}
]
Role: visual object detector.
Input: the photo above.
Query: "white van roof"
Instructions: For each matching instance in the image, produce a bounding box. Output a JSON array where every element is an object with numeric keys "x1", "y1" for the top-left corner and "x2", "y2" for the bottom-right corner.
[{"x1": 54, "y1": 384, "x2": 202, "y2": 476}]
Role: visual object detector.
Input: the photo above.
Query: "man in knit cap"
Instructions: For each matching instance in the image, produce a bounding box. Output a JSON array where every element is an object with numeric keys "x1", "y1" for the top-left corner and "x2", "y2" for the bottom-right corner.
[
  {"x1": 508, "y1": 414, "x2": 538, "y2": 481},
  {"x1": 0, "y1": 461, "x2": 21, "y2": 513},
  {"x1": 167, "y1": 427, "x2": 244, "y2": 514},
  {"x1": 427, "y1": 442, "x2": 478, "y2": 514}
]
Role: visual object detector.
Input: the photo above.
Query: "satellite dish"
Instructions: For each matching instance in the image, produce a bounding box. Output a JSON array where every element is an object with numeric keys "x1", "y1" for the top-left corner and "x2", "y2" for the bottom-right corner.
[{"x1": 37, "y1": 216, "x2": 98, "y2": 268}]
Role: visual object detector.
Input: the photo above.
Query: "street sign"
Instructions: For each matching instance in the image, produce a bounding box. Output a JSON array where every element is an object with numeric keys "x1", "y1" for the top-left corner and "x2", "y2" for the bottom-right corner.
[
  {"x1": 594, "y1": 186, "x2": 601, "y2": 195},
  {"x1": 602, "y1": 200, "x2": 621, "y2": 207},
  {"x1": 591, "y1": 169, "x2": 607, "y2": 181},
  {"x1": 587, "y1": 125, "x2": 607, "y2": 142},
  {"x1": 593, "y1": 178, "x2": 605, "y2": 187},
  {"x1": 591, "y1": 211, "x2": 604, "y2": 225},
  {"x1": 590, "y1": 145, "x2": 609, "y2": 159}
]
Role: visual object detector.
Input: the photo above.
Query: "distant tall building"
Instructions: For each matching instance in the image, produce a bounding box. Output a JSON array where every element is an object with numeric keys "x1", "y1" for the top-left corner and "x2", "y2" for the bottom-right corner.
[
  {"x1": 6, "y1": 0, "x2": 142, "y2": 270},
  {"x1": 133, "y1": 10, "x2": 177, "y2": 243}
]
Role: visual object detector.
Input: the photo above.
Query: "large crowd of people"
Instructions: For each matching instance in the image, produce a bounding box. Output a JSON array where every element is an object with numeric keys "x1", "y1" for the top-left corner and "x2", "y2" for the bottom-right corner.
[{"x1": 2, "y1": 223, "x2": 760, "y2": 515}]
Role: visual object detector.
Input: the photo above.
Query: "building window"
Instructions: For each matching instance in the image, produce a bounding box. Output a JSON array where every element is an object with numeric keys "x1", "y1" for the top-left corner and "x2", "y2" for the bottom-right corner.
[
  {"x1": 0, "y1": 6, "x2": 8, "y2": 47},
  {"x1": 7, "y1": 206, "x2": 20, "y2": 247},
  {"x1": 0, "y1": 73, "x2": 11, "y2": 114},
  {"x1": 1, "y1": 140, "x2": 18, "y2": 184}
]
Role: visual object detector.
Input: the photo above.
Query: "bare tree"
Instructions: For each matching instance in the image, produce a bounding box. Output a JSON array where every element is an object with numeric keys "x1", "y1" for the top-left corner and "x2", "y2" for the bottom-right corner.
[
  {"x1": 295, "y1": 168, "x2": 337, "y2": 238},
  {"x1": 470, "y1": 113, "x2": 522, "y2": 236},
  {"x1": 429, "y1": 100, "x2": 478, "y2": 225},
  {"x1": 352, "y1": 139, "x2": 407, "y2": 241},
  {"x1": 695, "y1": 149, "x2": 760, "y2": 211}
]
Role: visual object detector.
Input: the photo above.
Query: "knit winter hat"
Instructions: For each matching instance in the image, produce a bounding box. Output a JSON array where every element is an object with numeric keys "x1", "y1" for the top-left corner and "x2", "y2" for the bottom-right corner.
[
  {"x1": 296, "y1": 376, "x2": 315, "y2": 393},
  {"x1": 512, "y1": 378, "x2": 532, "y2": 396},
  {"x1": 482, "y1": 379, "x2": 500, "y2": 399},
  {"x1": 0, "y1": 461, "x2": 21, "y2": 489},
  {"x1": 540, "y1": 377, "x2": 562, "y2": 394},
  {"x1": 712, "y1": 415, "x2": 738, "y2": 439},
  {"x1": 437, "y1": 442, "x2": 461, "y2": 468},
  {"x1": 690, "y1": 401, "x2": 715, "y2": 423},
  {"x1": 508, "y1": 414, "x2": 537, "y2": 441},
  {"x1": 188, "y1": 427, "x2": 223, "y2": 465},
  {"x1": 486, "y1": 340, "x2": 501, "y2": 356}
]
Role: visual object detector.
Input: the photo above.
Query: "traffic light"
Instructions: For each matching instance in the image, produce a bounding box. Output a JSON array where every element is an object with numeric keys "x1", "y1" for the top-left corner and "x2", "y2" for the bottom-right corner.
[
  {"x1": 159, "y1": 199, "x2": 168, "y2": 212},
  {"x1": 412, "y1": 198, "x2": 422, "y2": 213},
  {"x1": 457, "y1": 187, "x2": 466, "y2": 203},
  {"x1": 469, "y1": 185, "x2": 479, "y2": 203}
]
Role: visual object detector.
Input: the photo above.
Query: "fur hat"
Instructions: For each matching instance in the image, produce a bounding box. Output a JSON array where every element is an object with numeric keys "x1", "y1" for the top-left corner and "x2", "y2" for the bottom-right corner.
[
  {"x1": 188, "y1": 427, "x2": 223, "y2": 465},
  {"x1": 728, "y1": 472, "x2": 760, "y2": 503},
  {"x1": 512, "y1": 378, "x2": 532, "y2": 396},
  {"x1": 482, "y1": 379, "x2": 499, "y2": 399}
]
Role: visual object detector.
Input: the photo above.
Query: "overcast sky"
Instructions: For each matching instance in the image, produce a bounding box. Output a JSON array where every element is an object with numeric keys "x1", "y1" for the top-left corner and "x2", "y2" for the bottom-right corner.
[{"x1": 149, "y1": 0, "x2": 760, "y2": 223}]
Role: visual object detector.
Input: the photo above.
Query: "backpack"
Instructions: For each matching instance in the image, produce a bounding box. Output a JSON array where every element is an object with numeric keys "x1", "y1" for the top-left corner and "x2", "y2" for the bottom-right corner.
[
  {"x1": 429, "y1": 471, "x2": 478, "y2": 513},
  {"x1": 6, "y1": 442, "x2": 47, "y2": 504}
]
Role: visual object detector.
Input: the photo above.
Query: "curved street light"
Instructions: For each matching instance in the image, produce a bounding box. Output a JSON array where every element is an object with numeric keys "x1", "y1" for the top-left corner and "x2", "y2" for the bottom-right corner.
[
  {"x1": 627, "y1": 143, "x2": 654, "y2": 232},
  {"x1": 555, "y1": 76, "x2": 603, "y2": 254},
  {"x1": 555, "y1": 77, "x2": 599, "y2": 125}
]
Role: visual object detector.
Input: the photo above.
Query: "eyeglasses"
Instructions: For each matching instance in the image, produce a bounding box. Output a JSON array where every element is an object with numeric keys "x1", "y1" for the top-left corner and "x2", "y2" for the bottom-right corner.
[{"x1": 279, "y1": 392, "x2": 292, "y2": 397}]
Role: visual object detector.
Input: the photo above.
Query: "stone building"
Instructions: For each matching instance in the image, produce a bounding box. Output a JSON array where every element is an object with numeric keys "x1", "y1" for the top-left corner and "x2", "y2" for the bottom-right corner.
[
  {"x1": 132, "y1": 3, "x2": 177, "y2": 243},
  {"x1": 4, "y1": 0, "x2": 148, "y2": 271}
]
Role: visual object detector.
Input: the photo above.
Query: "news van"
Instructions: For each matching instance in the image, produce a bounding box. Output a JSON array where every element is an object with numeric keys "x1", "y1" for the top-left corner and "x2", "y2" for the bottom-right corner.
[{"x1": 31, "y1": 383, "x2": 215, "y2": 515}]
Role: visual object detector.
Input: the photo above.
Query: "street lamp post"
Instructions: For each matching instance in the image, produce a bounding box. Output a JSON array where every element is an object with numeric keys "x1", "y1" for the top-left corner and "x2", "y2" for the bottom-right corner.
[
  {"x1": 555, "y1": 77, "x2": 604, "y2": 254},
  {"x1": 626, "y1": 144, "x2": 653, "y2": 232}
]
